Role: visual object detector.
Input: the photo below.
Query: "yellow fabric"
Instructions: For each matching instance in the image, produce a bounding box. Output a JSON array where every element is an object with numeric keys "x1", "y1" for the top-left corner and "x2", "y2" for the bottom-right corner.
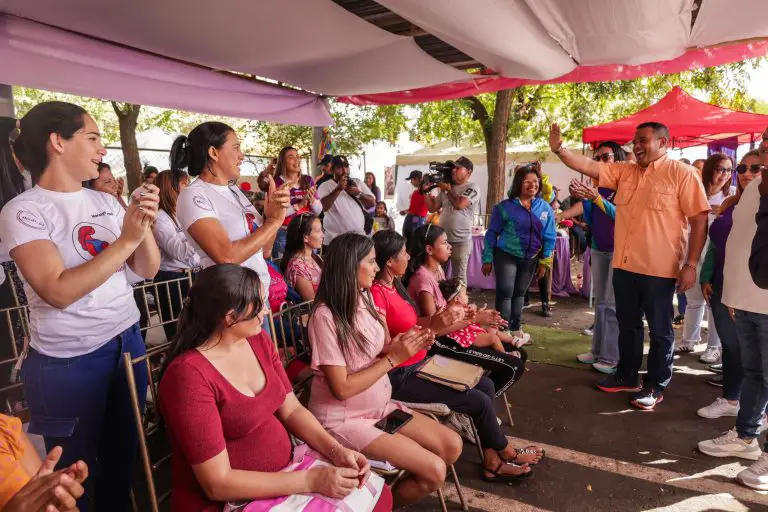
[
  {"x1": 0, "y1": 414, "x2": 31, "y2": 508},
  {"x1": 540, "y1": 174, "x2": 554, "y2": 203},
  {"x1": 598, "y1": 155, "x2": 710, "y2": 279}
]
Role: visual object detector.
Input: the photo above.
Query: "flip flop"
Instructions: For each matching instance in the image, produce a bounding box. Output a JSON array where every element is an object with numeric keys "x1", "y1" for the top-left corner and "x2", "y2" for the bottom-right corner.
[
  {"x1": 481, "y1": 461, "x2": 533, "y2": 483},
  {"x1": 504, "y1": 446, "x2": 546, "y2": 466}
]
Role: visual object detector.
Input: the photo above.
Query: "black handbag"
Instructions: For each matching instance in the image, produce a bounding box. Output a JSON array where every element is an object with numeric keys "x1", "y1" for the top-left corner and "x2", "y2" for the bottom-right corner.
[{"x1": 349, "y1": 179, "x2": 374, "y2": 235}]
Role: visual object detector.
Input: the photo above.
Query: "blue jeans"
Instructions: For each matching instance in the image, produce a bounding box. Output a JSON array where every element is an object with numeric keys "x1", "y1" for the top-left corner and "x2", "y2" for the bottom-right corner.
[
  {"x1": 734, "y1": 309, "x2": 768, "y2": 445},
  {"x1": 22, "y1": 324, "x2": 148, "y2": 512},
  {"x1": 402, "y1": 214, "x2": 425, "y2": 247},
  {"x1": 613, "y1": 269, "x2": 676, "y2": 390},
  {"x1": 677, "y1": 293, "x2": 687, "y2": 316},
  {"x1": 710, "y1": 281, "x2": 742, "y2": 401},
  {"x1": 494, "y1": 249, "x2": 537, "y2": 331},
  {"x1": 273, "y1": 227, "x2": 288, "y2": 260},
  {"x1": 591, "y1": 250, "x2": 619, "y2": 365}
]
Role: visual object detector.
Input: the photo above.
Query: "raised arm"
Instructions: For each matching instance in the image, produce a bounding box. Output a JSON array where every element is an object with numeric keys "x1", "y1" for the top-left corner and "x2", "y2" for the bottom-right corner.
[
  {"x1": 549, "y1": 124, "x2": 601, "y2": 179},
  {"x1": 558, "y1": 202, "x2": 584, "y2": 221}
]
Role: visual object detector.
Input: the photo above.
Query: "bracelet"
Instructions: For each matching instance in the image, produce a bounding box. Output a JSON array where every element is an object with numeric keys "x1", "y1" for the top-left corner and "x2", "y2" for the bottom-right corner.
[
  {"x1": 553, "y1": 144, "x2": 564, "y2": 155},
  {"x1": 385, "y1": 355, "x2": 396, "y2": 368},
  {"x1": 683, "y1": 263, "x2": 697, "y2": 271}
]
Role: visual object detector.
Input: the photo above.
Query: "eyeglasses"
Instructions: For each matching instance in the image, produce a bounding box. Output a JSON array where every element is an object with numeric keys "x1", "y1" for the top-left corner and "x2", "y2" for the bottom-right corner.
[
  {"x1": 736, "y1": 164, "x2": 767, "y2": 175},
  {"x1": 593, "y1": 153, "x2": 614, "y2": 162},
  {"x1": 714, "y1": 167, "x2": 733, "y2": 174}
]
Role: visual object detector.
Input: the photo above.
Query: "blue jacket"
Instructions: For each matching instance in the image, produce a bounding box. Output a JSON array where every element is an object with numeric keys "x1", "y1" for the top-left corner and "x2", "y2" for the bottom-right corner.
[{"x1": 483, "y1": 197, "x2": 556, "y2": 265}]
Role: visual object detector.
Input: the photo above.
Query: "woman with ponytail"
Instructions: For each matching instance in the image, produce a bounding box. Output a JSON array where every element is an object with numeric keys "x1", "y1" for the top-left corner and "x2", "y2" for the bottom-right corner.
[
  {"x1": 159, "y1": 264, "x2": 392, "y2": 512},
  {"x1": 152, "y1": 169, "x2": 199, "y2": 340},
  {"x1": 0, "y1": 101, "x2": 160, "y2": 511},
  {"x1": 172, "y1": 123, "x2": 290, "y2": 313}
]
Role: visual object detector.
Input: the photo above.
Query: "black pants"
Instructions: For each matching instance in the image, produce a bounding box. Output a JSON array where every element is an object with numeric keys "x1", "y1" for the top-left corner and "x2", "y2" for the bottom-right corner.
[
  {"x1": 389, "y1": 364, "x2": 507, "y2": 451},
  {"x1": 710, "y1": 279, "x2": 742, "y2": 401},
  {"x1": 429, "y1": 337, "x2": 526, "y2": 397},
  {"x1": 613, "y1": 269, "x2": 676, "y2": 390},
  {"x1": 132, "y1": 286, "x2": 151, "y2": 341},
  {"x1": 153, "y1": 270, "x2": 191, "y2": 342}
]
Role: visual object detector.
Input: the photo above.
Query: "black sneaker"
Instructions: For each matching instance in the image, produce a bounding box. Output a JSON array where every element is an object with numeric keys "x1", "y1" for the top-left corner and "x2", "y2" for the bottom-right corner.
[
  {"x1": 709, "y1": 364, "x2": 723, "y2": 374},
  {"x1": 673, "y1": 314, "x2": 685, "y2": 326},
  {"x1": 630, "y1": 388, "x2": 664, "y2": 410},
  {"x1": 540, "y1": 303, "x2": 552, "y2": 317},
  {"x1": 706, "y1": 375, "x2": 724, "y2": 387},
  {"x1": 596, "y1": 374, "x2": 642, "y2": 393}
]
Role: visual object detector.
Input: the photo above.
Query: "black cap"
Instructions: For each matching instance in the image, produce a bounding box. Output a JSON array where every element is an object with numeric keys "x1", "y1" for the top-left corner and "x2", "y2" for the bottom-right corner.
[
  {"x1": 405, "y1": 170, "x2": 422, "y2": 180},
  {"x1": 331, "y1": 155, "x2": 349, "y2": 169},
  {"x1": 318, "y1": 154, "x2": 333, "y2": 166},
  {"x1": 449, "y1": 156, "x2": 474, "y2": 172}
]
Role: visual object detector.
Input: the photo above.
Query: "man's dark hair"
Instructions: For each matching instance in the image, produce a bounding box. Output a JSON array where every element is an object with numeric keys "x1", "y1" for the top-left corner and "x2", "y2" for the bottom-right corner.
[{"x1": 636, "y1": 122, "x2": 670, "y2": 140}]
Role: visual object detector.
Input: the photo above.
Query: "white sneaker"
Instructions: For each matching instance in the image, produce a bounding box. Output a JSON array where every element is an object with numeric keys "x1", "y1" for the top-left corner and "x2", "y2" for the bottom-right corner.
[
  {"x1": 577, "y1": 352, "x2": 596, "y2": 364},
  {"x1": 700, "y1": 347, "x2": 722, "y2": 364},
  {"x1": 509, "y1": 330, "x2": 531, "y2": 347},
  {"x1": 737, "y1": 453, "x2": 768, "y2": 490},
  {"x1": 697, "y1": 398, "x2": 739, "y2": 419},
  {"x1": 698, "y1": 429, "x2": 762, "y2": 460},
  {"x1": 582, "y1": 327, "x2": 594, "y2": 336},
  {"x1": 676, "y1": 341, "x2": 696, "y2": 353},
  {"x1": 592, "y1": 361, "x2": 617, "y2": 375}
]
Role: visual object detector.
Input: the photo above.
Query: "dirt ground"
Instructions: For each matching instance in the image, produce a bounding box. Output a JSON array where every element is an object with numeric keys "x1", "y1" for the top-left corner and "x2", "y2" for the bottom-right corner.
[{"x1": 407, "y1": 288, "x2": 768, "y2": 511}]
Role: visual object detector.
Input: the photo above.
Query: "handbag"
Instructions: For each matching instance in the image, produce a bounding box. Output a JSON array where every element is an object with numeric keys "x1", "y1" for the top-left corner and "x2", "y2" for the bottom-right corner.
[
  {"x1": 349, "y1": 179, "x2": 374, "y2": 235},
  {"x1": 415, "y1": 355, "x2": 484, "y2": 392},
  {"x1": 223, "y1": 444, "x2": 386, "y2": 512}
]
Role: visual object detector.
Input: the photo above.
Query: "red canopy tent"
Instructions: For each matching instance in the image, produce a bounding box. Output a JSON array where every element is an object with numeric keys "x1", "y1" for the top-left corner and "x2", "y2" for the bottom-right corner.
[{"x1": 581, "y1": 86, "x2": 768, "y2": 149}]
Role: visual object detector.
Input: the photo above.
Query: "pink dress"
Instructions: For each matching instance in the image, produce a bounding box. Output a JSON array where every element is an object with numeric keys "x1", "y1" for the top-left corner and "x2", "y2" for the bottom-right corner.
[
  {"x1": 307, "y1": 296, "x2": 410, "y2": 451},
  {"x1": 446, "y1": 323, "x2": 487, "y2": 348},
  {"x1": 285, "y1": 257, "x2": 321, "y2": 294},
  {"x1": 407, "y1": 266, "x2": 447, "y2": 315}
]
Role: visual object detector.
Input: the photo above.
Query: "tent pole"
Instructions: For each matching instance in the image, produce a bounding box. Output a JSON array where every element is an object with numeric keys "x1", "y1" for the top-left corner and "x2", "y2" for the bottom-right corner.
[
  {"x1": 751, "y1": 133, "x2": 756, "y2": 150},
  {"x1": 0, "y1": 84, "x2": 13, "y2": 117}
]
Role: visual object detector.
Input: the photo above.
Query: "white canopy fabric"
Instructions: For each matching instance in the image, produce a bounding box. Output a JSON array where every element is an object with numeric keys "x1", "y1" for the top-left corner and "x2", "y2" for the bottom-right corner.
[
  {"x1": 0, "y1": 0, "x2": 467, "y2": 97},
  {"x1": 0, "y1": 0, "x2": 766, "y2": 107}
]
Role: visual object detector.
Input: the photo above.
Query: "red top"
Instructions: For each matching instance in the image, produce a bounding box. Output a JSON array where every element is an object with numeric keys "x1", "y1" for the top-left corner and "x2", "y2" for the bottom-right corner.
[
  {"x1": 408, "y1": 190, "x2": 429, "y2": 217},
  {"x1": 159, "y1": 332, "x2": 293, "y2": 512},
  {"x1": 370, "y1": 282, "x2": 426, "y2": 367}
]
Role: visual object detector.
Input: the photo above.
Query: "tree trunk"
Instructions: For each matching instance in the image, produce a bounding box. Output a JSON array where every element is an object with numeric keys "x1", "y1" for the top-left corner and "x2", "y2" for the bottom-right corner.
[
  {"x1": 111, "y1": 102, "x2": 142, "y2": 192},
  {"x1": 485, "y1": 89, "x2": 514, "y2": 210}
]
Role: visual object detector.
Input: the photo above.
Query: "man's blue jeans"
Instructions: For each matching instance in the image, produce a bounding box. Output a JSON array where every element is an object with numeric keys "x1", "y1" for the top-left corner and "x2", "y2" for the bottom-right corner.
[
  {"x1": 22, "y1": 323, "x2": 148, "y2": 512},
  {"x1": 734, "y1": 309, "x2": 768, "y2": 447}
]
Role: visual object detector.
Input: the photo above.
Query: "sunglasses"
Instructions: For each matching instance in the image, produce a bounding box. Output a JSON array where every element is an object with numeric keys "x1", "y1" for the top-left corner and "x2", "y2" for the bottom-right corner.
[
  {"x1": 736, "y1": 164, "x2": 767, "y2": 175},
  {"x1": 593, "y1": 153, "x2": 614, "y2": 162},
  {"x1": 714, "y1": 166, "x2": 732, "y2": 174}
]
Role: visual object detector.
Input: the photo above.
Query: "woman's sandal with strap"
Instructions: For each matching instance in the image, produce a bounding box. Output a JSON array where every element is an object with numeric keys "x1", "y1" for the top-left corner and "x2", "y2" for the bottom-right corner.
[
  {"x1": 506, "y1": 446, "x2": 546, "y2": 466},
  {"x1": 481, "y1": 460, "x2": 533, "y2": 483}
]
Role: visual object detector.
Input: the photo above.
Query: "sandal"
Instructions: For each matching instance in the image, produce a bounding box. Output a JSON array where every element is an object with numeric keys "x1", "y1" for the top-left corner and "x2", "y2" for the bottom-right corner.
[
  {"x1": 481, "y1": 461, "x2": 533, "y2": 483},
  {"x1": 505, "y1": 446, "x2": 546, "y2": 466}
]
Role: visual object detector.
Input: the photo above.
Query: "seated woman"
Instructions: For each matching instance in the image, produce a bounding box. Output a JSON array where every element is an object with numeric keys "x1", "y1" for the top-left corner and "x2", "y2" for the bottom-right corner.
[
  {"x1": 308, "y1": 233, "x2": 462, "y2": 507},
  {"x1": 1, "y1": 413, "x2": 88, "y2": 512},
  {"x1": 159, "y1": 264, "x2": 392, "y2": 512},
  {"x1": 438, "y1": 278, "x2": 528, "y2": 352},
  {"x1": 407, "y1": 225, "x2": 529, "y2": 396},
  {"x1": 371, "y1": 230, "x2": 540, "y2": 483},
  {"x1": 281, "y1": 214, "x2": 323, "y2": 302}
]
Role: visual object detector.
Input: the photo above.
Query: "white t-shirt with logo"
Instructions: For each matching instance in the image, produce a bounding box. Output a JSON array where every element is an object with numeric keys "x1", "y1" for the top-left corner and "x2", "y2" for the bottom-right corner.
[
  {"x1": 176, "y1": 179, "x2": 270, "y2": 297},
  {"x1": 317, "y1": 178, "x2": 373, "y2": 244},
  {"x1": 722, "y1": 177, "x2": 768, "y2": 314},
  {"x1": 152, "y1": 210, "x2": 200, "y2": 272},
  {"x1": 0, "y1": 187, "x2": 140, "y2": 357}
]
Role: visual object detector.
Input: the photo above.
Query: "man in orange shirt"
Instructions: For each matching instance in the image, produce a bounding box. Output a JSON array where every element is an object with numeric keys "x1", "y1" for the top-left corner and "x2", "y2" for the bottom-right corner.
[{"x1": 549, "y1": 122, "x2": 710, "y2": 410}]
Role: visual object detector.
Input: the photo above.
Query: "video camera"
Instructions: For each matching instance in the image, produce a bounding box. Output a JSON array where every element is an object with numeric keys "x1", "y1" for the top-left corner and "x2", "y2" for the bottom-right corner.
[{"x1": 421, "y1": 161, "x2": 454, "y2": 192}]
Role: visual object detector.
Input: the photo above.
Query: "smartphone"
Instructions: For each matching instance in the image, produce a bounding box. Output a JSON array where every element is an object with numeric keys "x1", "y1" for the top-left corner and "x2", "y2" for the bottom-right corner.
[{"x1": 374, "y1": 410, "x2": 413, "y2": 434}]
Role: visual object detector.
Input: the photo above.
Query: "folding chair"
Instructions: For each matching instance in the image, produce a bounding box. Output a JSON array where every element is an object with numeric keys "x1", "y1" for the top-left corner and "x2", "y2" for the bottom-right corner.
[
  {"x1": 268, "y1": 300, "x2": 314, "y2": 399},
  {"x1": 124, "y1": 344, "x2": 173, "y2": 512},
  {"x1": 133, "y1": 271, "x2": 195, "y2": 344},
  {"x1": 0, "y1": 303, "x2": 30, "y2": 419}
]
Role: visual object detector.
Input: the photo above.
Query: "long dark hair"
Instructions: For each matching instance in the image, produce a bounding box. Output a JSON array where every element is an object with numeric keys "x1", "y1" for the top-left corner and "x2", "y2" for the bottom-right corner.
[
  {"x1": 0, "y1": 117, "x2": 27, "y2": 210},
  {"x1": 275, "y1": 145, "x2": 298, "y2": 181},
  {"x1": 156, "y1": 169, "x2": 190, "y2": 224},
  {"x1": 372, "y1": 230, "x2": 416, "y2": 309},
  {"x1": 281, "y1": 213, "x2": 322, "y2": 274},
  {"x1": 143, "y1": 165, "x2": 159, "y2": 182},
  {"x1": 507, "y1": 163, "x2": 543, "y2": 200},
  {"x1": 595, "y1": 141, "x2": 627, "y2": 162},
  {"x1": 405, "y1": 224, "x2": 445, "y2": 285},
  {"x1": 169, "y1": 122, "x2": 234, "y2": 177},
  {"x1": 12, "y1": 101, "x2": 88, "y2": 181},
  {"x1": 365, "y1": 172, "x2": 380, "y2": 198},
  {"x1": 702, "y1": 153, "x2": 734, "y2": 198},
  {"x1": 314, "y1": 233, "x2": 380, "y2": 358},
  {"x1": 161, "y1": 264, "x2": 264, "y2": 376}
]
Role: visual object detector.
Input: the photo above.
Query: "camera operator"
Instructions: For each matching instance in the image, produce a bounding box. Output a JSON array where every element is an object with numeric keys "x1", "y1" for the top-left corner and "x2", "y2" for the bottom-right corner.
[
  {"x1": 425, "y1": 156, "x2": 480, "y2": 284},
  {"x1": 318, "y1": 155, "x2": 376, "y2": 249}
]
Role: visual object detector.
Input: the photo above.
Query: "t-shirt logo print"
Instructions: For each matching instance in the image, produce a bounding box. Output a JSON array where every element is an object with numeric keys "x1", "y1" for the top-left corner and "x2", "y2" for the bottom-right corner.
[
  {"x1": 72, "y1": 222, "x2": 118, "y2": 260},
  {"x1": 16, "y1": 210, "x2": 47, "y2": 230},
  {"x1": 244, "y1": 212, "x2": 258, "y2": 234}
]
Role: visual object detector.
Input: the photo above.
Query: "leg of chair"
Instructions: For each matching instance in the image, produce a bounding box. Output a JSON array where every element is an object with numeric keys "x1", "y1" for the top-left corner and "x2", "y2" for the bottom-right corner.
[
  {"x1": 449, "y1": 464, "x2": 469, "y2": 511},
  {"x1": 467, "y1": 415, "x2": 484, "y2": 464},
  {"x1": 436, "y1": 487, "x2": 448, "y2": 512},
  {"x1": 503, "y1": 391, "x2": 514, "y2": 427}
]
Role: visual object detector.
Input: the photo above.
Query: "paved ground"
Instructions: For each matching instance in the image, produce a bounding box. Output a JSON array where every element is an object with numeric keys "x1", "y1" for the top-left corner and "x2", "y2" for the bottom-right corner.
[{"x1": 410, "y1": 293, "x2": 768, "y2": 512}]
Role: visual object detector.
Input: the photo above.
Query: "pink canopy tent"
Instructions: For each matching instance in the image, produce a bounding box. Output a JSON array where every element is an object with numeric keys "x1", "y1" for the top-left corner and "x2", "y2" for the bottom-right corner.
[{"x1": 581, "y1": 86, "x2": 768, "y2": 149}]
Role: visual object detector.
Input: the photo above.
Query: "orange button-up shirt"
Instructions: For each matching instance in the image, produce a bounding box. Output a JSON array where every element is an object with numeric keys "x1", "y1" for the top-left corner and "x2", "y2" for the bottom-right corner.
[{"x1": 599, "y1": 154, "x2": 710, "y2": 279}]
